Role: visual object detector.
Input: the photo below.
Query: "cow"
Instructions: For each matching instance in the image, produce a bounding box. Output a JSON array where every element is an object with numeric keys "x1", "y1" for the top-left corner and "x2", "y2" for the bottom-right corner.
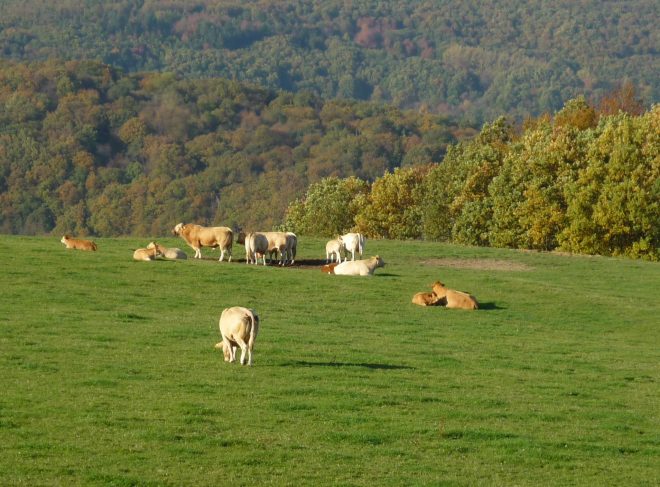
[
  {"x1": 339, "y1": 232, "x2": 365, "y2": 261},
  {"x1": 333, "y1": 255, "x2": 385, "y2": 276},
  {"x1": 146, "y1": 242, "x2": 187, "y2": 260},
  {"x1": 133, "y1": 246, "x2": 162, "y2": 261},
  {"x1": 261, "y1": 231, "x2": 289, "y2": 266},
  {"x1": 244, "y1": 232, "x2": 269, "y2": 265},
  {"x1": 432, "y1": 281, "x2": 479, "y2": 310},
  {"x1": 325, "y1": 238, "x2": 345, "y2": 263},
  {"x1": 285, "y1": 232, "x2": 298, "y2": 264},
  {"x1": 321, "y1": 262, "x2": 339, "y2": 274},
  {"x1": 412, "y1": 291, "x2": 446, "y2": 307},
  {"x1": 214, "y1": 306, "x2": 259, "y2": 366},
  {"x1": 60, "y1": 235, "x2": 97, "y2": 251},
  {"x1": 172, "y1": 223, "x2": 233, "y2": 261}
]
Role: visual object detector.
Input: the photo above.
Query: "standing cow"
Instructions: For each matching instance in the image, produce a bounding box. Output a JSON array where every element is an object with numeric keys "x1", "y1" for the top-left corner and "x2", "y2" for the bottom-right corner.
[
  {"x1": 215, "y1": 306, "x2": 260, "y2": 366},
  {"x1": 172, "y1": 223, "x2": 233, "y2": 261},
  {"x1": 339, "y1": 233, "x2": 365, "y2": 261}
]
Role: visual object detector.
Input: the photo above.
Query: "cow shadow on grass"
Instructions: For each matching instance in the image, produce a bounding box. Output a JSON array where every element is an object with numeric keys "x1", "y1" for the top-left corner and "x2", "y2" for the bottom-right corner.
[
  {"x1": 282, "y1": 360, "x2": 414, "y2": 370},
  {"x1": 477, "y1": 302, "x2": 505, "y2": 310}
]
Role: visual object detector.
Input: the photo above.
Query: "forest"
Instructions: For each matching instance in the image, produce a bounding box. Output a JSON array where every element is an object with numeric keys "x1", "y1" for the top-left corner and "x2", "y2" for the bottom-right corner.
[
  {"x1": 0, "y1": 59, "x2": 465, "y2": 236},
  {"x1": 0, "y1": 0, "x2": 657, "y2": 123},
  {"x1": 0, "y1": 59, "x2": 657, "y2": 260}
]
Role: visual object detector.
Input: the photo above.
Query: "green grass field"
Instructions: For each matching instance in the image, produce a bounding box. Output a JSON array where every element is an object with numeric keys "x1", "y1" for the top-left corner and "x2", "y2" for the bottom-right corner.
[{"x1": 1, "y1": 235, "x2": 658, "y2": 486}]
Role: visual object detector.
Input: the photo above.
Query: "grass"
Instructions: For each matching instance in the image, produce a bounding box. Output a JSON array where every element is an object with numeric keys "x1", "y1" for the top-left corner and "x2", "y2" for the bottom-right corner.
[{"x1": 0, "y1": 235, "x2": 658, "y2": 486}]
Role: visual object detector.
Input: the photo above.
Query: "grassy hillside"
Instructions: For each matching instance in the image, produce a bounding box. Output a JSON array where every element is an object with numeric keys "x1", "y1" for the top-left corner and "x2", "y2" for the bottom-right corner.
[{"x1": 1, "y1": 235, "x2": 658, "y2": 485}]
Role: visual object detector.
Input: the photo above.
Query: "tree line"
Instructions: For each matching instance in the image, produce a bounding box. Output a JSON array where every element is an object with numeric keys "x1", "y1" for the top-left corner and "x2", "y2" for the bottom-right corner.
[
  {"x1": 285, "y1": 99, "x2": 659, "y2": 260},
  {"x1": 1, "y1": 0, "x2": 657, "y2": 124}
]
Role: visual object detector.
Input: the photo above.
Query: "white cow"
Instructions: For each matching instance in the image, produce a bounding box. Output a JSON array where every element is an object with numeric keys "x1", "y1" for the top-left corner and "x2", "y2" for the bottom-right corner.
[
  {"x1": 244, "y1": 232, "x2": 269, "y2": 265},
  {"x1": 325, "y1": 238, "x2": 345, "y2": 263},
  {"x1": 215, "y1": 306, "x2": 260, "y2": 366},
  {"x1": 333, "y1": 255, "x2": 385, "y2": 276},
  {"x1": 339, "y1": 232, "x2": 365, "y2": 261}
]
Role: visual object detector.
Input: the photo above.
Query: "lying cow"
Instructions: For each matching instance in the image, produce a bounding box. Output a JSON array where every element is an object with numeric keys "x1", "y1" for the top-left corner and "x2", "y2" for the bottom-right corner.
[
  {"x1": 133, "y1": 246, "x2": 162, "y2": 261},
  {"x1": 432, "y1": 281, "x2": 479, "y2": 310},
  {"x1": 215, "y1": 306, "x2": 260, "y2": 366},
  {"x1": 172, "y1": 222, "x2": 233, "y2": 261},
  {"x1": 325, "y1": 238, "x2": 344, "y2": 263},
  {"x1": 339, "y1": 232, "x2": 365, "y2": 261},
  {"x1": 244, "y1": 232, "x2": 269, "y2": 265},
  {"x1": 321, "y1": 263, "x2": 339, "y2": 274},
  {"x1": 147, "y1": 242, "x2": 187, "y2": 260},
  {"x1": 333, "y1": 255, "x2": 385, "y2": 276},
  {"x1": 60, "y1": 235, "x2": 97, "y2": 251},
  {"x1": 412, "y1": 291, "x2": 446, "y2": 307}
]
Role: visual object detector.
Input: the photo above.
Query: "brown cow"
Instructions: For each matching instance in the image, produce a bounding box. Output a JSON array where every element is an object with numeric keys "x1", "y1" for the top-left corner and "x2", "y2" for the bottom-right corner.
[
  {"x1": 432, "y1": 281, "x2": 479, "y2": 310},
  {"x1": 60, "y1": 235, "x2": 97, "y2": 251},
  {"x1": 173, "y1": 223, "x2": 233, "y2": 261}
]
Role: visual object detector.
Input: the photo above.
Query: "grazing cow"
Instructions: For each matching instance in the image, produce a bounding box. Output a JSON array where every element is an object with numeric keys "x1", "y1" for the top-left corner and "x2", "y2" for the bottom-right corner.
[
  {"x1": 412, "y1": 291, "x2": 446, "y2": 307},
  {"x1": 339, "y1": 232, "x2": 365, "y2": 261},
  {"x1": 244, "y1": 232, "x2": 269, "y2": 265},
  {"x1": 215, "y1": 306, "x2": 259, "y2": 366},
  {"x1": 432, "y1": 281, "x2": 479, "y2": 310},
  {"x1": 172, "y1": 223, "x2": 233, "y2": 261},
  {"x1": 333, "y1": 255, "x2": 385, "y2": 276},
  {"x1": 325, "y1": 238, "x2": 345, "y2": 263},
  {"x1": 133, "y1": 246, "x2": 162, "y2": 261},
  {"x1": 60, "y1": 235, "x2": 97, "y2": 251},
  {"x1": 147, "y1": 242, "x2": 187, "y2": 260},
  {"x1": 285, "y1": 232, "x2": 298, "y2": 264}
]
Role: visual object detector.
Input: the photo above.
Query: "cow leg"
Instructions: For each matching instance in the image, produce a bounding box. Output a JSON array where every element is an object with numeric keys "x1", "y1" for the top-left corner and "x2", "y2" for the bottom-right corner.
[
  {"x1": 218, "y1": 249, "x2": 224, "y2": 262},
  {"x1": 222, "y1": 337, "x2": 234, "y2": 362},
  {"x1": 233, "y1": 337, "x2": 248, "y2": 365}
]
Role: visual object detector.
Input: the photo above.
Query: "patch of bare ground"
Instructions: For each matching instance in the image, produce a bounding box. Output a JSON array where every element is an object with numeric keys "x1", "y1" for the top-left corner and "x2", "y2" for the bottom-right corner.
[{"x1": 422, "y1": 258, "x2": 532, "y2": 271}]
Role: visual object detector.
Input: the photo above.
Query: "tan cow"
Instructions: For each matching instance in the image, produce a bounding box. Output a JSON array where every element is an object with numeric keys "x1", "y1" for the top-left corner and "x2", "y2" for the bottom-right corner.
[
  {"x1": 432, "y1": 281, "x2": 479, "y2": 310},
  {"x1": 60, "y1": 235, "x2": 97, "y2": 251},
  {"x1": 412, "y1": 291, "x2": 446, "y2": 307},
  {"x1": 147, "y1": 242, "x2": 187, "y2": 260},
  {"x1": 172, "y1": 223, "x2": 233, "y2": 261},
  {"x1": 133, "y1": 246, "x2": 162, "y2": 261},
  {"x1": 261, "y1": 231, "x2": 289, "y2": 265},
  {"x1": 214, "y1": 306, "x2": 260, "y2": 366},
  {"x1": 333, "y1": 255, "x2": 385, "y2": 276}
]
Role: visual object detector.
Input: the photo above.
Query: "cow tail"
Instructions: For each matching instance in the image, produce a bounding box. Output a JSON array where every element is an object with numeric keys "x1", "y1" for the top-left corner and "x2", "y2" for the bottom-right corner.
[{"x1": 248, "y1": 313, "x2": 257, "y2": 351}]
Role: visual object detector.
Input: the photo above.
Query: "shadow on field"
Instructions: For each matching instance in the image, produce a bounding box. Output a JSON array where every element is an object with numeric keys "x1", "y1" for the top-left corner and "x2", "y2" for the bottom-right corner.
[
  {"x1": 284, "y1": 360, "x2": 414, "y2": 370},
  {"x1": 478, "y1": 302, "x2": 505, "y2": 310}
]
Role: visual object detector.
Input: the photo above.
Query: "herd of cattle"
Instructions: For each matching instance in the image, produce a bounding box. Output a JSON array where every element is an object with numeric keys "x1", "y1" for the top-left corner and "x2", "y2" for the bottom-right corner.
[{"x1": 60, "y1": 222, "x2": 479, "y2": 365}]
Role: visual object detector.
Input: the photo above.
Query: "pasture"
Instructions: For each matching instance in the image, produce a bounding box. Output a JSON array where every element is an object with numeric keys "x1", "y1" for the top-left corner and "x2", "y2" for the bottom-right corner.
[{"x1": 1, "y1": 235, "x2": 658, "y2": 486}]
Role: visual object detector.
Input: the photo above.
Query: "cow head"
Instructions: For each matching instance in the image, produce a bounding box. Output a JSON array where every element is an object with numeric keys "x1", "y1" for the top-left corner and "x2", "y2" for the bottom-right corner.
[
  {"x1": 172, "y1": 223, "x2": 184, "y2": 236},
  {"x1": 431, "y1": 281, "x2": 448, "y2": 298}
]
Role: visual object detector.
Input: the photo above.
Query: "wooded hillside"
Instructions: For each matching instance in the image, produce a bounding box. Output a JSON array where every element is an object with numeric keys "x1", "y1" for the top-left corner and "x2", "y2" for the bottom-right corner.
[
  {"x1": 1, "y1": 0, "x2": 657, "y2": 122},
  {"x1": 0, "y1": 60, "x2": 465, "y2": 236}
]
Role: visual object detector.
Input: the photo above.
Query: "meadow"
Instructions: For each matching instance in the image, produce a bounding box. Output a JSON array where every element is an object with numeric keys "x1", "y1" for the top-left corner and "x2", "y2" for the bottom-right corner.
[{"x1": 0, "y1": 235, "x2": 658, "y2": 486}]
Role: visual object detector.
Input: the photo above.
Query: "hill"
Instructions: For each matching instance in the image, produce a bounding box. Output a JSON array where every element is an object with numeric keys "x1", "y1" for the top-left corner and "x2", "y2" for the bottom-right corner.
[
  {"x1": 0, "y1": 59, "x2": 466, "y2": 235},
  {"x1": 1, "y1": 0, "x2": 657, "y2": 122}
]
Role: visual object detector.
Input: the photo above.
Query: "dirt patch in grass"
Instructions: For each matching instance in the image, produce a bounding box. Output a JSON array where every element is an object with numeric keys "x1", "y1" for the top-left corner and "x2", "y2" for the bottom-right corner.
[{"x1": 422, "y1": 258, "x2": 532, "y2": 271}]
